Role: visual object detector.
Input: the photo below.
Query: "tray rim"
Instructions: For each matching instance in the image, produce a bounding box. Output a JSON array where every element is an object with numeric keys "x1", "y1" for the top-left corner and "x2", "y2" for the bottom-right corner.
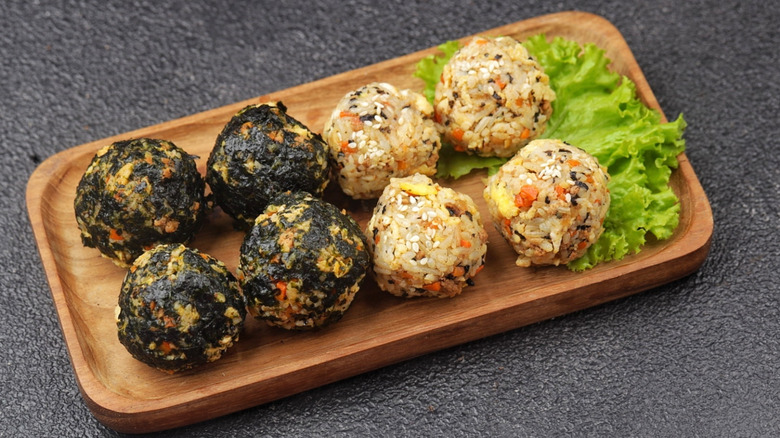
[{"x1": 25, "y1": 10, "x2": 713, "y2": 433}]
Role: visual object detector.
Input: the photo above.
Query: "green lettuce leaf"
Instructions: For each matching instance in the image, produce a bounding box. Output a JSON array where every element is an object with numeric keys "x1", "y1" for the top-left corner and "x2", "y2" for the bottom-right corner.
[
  {"x1": 413, "y1": 34, "x2": 687, "y2": 270},
  {"x1": 413, "y1": 40, "x2": 461, "y2": 104}
]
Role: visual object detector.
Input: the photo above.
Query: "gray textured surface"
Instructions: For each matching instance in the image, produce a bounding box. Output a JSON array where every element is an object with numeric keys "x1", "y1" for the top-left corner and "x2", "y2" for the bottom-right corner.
[{"x1": 2, "y1": 0, "x2": 778, "y2": 436}]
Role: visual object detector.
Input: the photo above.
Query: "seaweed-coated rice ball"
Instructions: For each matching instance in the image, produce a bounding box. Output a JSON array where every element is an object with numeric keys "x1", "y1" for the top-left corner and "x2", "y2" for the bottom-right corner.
[
  {"x1": 116, "y1": 244, "x2": 246, "y2": 373},
  {"x1": 483, "y1": 139, "x2": 610, "y2": 267},
  {"x1": 366, "y1": 173, "x2": 488, "y2": 298},
  {"x1": 206, "y1": 102, "x2": 330, "y2": 228},
  {"x1": 323, "y1": 82, "x2": 441, "y2": 199},
  {"x1": 435, "y1": 36, "x2": 556, "y2": 158},
  {"x1": 74, "y1": 138, "x2": 206, "y2": 268},
  {"x1": 238, "y1": 191, "x2": 370, "y2": 330}
]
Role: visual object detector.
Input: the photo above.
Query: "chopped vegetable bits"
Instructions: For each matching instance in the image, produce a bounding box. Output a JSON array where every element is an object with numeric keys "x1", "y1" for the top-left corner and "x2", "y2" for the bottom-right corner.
[
  {"x1": 484, "y1": 139, "x2": 610, "y2": 267},
  {"x1": 74, "y1": 138, "x2": 206, "y2": 267},
  {"x1": 366, "y1": 173, "x2": 488, "y2": 298},
  {"x1": 116, "y1": 244, "x2": 246, "y2": 373},
  {"x1": 434, "y1": 36, "x2": 555, "y2": 158},
  {"x1": 323, "y1": 82, "x2": 441, "y2": 199},
  {"x1": 238, "y1": 192, "x2": 370, "y2": 330},
  {"x1": 206, "y1": 102, "x2": 330, "y2": 228}
]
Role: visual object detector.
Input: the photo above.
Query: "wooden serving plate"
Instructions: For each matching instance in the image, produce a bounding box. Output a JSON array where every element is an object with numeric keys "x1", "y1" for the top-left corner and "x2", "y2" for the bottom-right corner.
[{"x1": 26, "y1": 11, "x2": 712, "y2": 433}]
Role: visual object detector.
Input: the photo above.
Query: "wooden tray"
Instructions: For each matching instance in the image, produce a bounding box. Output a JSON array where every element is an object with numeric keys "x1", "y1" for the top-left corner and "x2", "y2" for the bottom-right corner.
[{"x1": 26, "y1": 11, "x2": 712, "y2": 434}]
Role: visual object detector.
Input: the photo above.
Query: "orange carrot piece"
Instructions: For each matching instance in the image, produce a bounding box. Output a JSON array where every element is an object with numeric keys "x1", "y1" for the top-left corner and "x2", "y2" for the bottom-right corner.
[
  {"x1": 276, "y1": 281, "x2": 287, "y2": 301},
  {"x1": 423, "y1": 281, "x2": 441, "y2": 292},
  {"x1": 555, "y1": 185, "x2": 567, "y2": 200},
  {"x1": 159, "y1": 341, "x2": 174, "y2": 354},
  {"x1": 339, "y1": 111, "x2": 362, "y2": 129},
  {"x1": 452, "y1": 128, "x2": 465, "y2": 142},
  {"x1": 514, "y1": 184, "x2": 538, "y2": 208},
  {"x1": 109, "y1": 228, "x2": 123, "y2": 241}
]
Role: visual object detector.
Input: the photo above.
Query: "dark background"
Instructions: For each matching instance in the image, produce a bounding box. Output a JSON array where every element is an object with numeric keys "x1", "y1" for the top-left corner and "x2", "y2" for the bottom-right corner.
[{"x1": 2, "y1": 0, "x2": 778, "y2": 436}]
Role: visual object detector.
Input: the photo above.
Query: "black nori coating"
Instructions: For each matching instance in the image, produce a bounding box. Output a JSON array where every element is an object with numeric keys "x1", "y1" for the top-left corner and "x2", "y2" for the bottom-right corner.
[
  {"x1": 238, "y1": 191, "x2": 369, "y2": 330},
  {"x1": 206, "y1": 102, "x2": 330, "y2": 228},
  {"x1": 74, "y1": 138, "x2": 206, "y2": 267},
  {"x1": 116, "y1": 244, "x2": 246, "y2": 373}
]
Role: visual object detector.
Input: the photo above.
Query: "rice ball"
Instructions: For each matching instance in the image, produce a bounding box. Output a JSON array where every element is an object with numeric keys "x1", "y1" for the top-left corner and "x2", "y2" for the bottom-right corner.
[
  {"x1": 323, "y1": 82, "x2": 441, "y2": 199},
  {"x1": 206, "y1": 102, "x2": 330, "y2": 228},
  {"x1": 74, "y1": 138, "x2": 206, "y2": 268},
  {"x1": 366, "y1": 173, "x2": 488, "y2": 298},
  {"x1": 483, "y1": 139, "x2": 610, "y2": 267},
  {"x1": 116, "y1": 244, "x2": 246, "y2": 373},
  {"x1": 238, "y1": 191, "x2": 370, "y2": 330},
  {"x1": 435, "y1": 36, "x2": 556, "y2": 158}
]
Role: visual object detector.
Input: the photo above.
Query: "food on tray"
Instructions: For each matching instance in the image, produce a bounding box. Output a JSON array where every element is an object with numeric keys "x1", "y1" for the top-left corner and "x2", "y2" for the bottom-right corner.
[
  {"x1": 74, "y1": 138, "x2": 206, "y2": 268},
  {"x1": 238, "y1": 191, "x2": 370, "y2": 330},
  {"x1": 116, "y1": 244, "x2": 246, "y2": 373},
  {"x1": 417, "y1": 34, "x2": 687, "y2": 270},
  {"x1": 206, "y1": 102, "x2": 330, "y2": 228},
  {"x1": 322, "y1": 82, "x2": 441, "y2": 199},
  {"x1": 484, "y1": 139, "x2": 610, "y2": 267},
  {"x1": 366, "y1": 173, "x2": 488, "y2": 298},
  {"x1": 434, "y1": 36, "x2": 555, "y2": 158}
]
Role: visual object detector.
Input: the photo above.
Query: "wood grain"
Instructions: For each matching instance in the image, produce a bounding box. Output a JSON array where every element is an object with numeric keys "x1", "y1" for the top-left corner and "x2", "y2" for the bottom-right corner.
[{"x1": 25, "y1": 11, "x2": 713, "y2": 433}]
